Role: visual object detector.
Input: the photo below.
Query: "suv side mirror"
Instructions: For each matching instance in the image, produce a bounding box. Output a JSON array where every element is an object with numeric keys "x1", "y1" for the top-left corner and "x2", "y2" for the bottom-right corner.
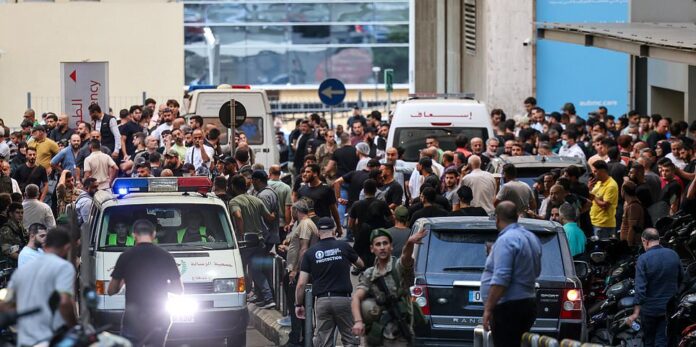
[{"x1": 574, "y1": 261, "x2": 590, "y2": 280}]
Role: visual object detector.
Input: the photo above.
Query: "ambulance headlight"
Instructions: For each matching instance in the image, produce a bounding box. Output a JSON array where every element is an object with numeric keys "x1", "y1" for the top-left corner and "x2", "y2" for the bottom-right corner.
[
  {"x1": 213, "y1": 279, "x2": 237, "y2": 293},
  {"x1": 166, "y1": 294, "x2": 198, "y2": 315}
]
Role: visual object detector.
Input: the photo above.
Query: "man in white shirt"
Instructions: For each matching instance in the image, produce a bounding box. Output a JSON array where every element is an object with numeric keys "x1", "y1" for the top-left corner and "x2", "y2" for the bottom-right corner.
[
  {"x1": 151, "y1": 106, "x2": 174, "y2": 146},
  {"x1": 22, "y1": 184, "x2": 56, "y2": 229},
  {"x1": 1, "y1": 161, "x2": 21, "y2": 193},
  {"x1": 461, "y1": 155, "x2": 497, "y2": 214},
  {"x1": 185, "y1": 129, "x2": 214, "y2": 170},
  {"x1": 18, "y1": 223, "x2": 46, "y2": 267},
  {"x1": 84, "y1": 139, "x2": 119, "y2": 190},
  {"x1": 558, "y1": 130, "x2": 586, "y2": 160}
]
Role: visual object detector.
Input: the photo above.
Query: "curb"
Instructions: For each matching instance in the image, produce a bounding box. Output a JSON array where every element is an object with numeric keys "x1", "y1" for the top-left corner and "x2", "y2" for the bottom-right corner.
[{"x1": 248, "y1": 303, "x2": 290, "y2": 345}]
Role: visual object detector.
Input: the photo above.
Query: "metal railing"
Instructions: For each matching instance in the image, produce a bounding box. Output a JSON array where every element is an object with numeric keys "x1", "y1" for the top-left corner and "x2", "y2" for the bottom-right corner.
[{"x1": 473, "y1": 327, "x2": 608, "y2": 347}]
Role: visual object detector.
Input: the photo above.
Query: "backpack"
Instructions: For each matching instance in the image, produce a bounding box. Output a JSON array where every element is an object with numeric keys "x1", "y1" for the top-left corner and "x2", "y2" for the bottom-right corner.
[{"x1": 0, "y1": 173, "x2": 13, "y2": 194}]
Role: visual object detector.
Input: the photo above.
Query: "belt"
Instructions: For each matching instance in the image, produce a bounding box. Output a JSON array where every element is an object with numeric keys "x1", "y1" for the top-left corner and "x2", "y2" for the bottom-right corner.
[{"x1": 315, "y1": 292, "x2": 352, "y2": 298}]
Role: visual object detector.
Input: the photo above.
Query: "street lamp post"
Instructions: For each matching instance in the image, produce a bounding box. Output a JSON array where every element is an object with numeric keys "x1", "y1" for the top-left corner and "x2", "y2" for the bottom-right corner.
[{"x1": 372, "y1": 66, "x2": 381, "y2": 103}]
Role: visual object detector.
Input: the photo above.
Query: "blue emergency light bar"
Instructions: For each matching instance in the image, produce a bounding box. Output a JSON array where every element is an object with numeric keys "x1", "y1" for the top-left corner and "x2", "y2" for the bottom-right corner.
[{"x1": 112, "y1": 177, "x2": 212, "y2": 197}]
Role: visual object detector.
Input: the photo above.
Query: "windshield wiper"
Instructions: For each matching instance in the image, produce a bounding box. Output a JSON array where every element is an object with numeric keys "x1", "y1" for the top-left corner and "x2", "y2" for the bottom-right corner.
[
  {"x1": 442, "y1": 266, "x2": 485, "y2": 272},
  {"x1": 167, "y1": 244, "x2": 214, "y2": 250}
]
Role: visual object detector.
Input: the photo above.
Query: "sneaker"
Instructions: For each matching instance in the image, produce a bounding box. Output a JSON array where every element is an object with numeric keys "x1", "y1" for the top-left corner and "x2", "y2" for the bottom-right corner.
[
  {"x1": 260, "y1": 300, "x2": 276, "y2": 309},
  {"x1": 277, "y1": 316, "x2": 291, "y2": 327},
  {"x1": 247, "y1": 294, "x2": 263, "y2": 304}
]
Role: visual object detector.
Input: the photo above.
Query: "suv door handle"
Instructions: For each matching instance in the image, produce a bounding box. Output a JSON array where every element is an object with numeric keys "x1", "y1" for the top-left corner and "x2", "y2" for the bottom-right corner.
[{"x1": 453, "y1": 280, "x2": 481, "y2": 287}]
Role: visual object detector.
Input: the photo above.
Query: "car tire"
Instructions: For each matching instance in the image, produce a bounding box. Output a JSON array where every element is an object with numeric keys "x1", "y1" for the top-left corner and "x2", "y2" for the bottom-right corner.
[{"x1": 225, "y1": 331, "x2": 246, "y2": 347}]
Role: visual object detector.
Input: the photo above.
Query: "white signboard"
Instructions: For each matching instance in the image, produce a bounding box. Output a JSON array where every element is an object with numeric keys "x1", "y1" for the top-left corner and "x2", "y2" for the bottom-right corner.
[{"x1": 60, "y1": 62, "x2": 109, "y2": 128}]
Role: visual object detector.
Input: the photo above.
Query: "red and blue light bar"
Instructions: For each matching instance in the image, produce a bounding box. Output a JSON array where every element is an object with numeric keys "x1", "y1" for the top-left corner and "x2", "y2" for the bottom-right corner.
[{"x1": 112, "y1": 177, "x2": 212, "y2": 197}]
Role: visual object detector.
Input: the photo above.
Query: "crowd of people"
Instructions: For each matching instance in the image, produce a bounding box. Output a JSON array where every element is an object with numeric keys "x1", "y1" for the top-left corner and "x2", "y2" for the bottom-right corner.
[{"x1": 0, "y1": 95, "x2": 695, "y2": 346}]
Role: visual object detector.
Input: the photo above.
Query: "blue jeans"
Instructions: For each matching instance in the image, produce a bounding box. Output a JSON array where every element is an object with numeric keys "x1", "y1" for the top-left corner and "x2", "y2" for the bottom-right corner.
[
  {"x1": 240, "y1": 245, "x2": 273, "y2": 302},
  {"x1": 641, "y1": 313, "x2": 667, "y2": 347},
  {"x1": 593, "y1": 226, "x2": 615, "y2": 239}
]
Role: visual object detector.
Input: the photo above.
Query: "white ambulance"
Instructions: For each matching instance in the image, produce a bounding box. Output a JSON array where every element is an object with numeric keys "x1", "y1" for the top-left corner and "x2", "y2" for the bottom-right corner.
[
  {"x1": 386, "y1": 96, "x2": 495, "y2": 168},
  {"x1": 185, "y1": 85, "x2": 279, "y2": 169},
  {"x1": 79, "y1": 177, "x2": 248, "y2": 345}
]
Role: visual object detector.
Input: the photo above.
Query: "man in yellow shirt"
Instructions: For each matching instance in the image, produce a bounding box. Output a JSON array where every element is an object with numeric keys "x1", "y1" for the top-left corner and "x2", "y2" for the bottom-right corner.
[
  {"x1": 589, "y1": 160, "x2": 619, "y2": 239},
  {"x1": 27, "y1": 126, "x2": 59, "y2": 172}
]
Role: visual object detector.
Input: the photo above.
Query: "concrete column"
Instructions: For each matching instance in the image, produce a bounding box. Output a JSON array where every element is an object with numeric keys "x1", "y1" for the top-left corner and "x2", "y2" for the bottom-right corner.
[
  {"x1": 414, "y1": 0, "x2": 439, "y2": 93},
  {"x1": 445, "y1": 0, "x2": 462, "y2": 93}
]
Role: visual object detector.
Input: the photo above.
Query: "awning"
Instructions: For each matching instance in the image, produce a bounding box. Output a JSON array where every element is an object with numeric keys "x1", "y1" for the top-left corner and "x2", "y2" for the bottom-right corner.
[{"x1": 536, "y1": 22, "x2": 696, "y2": 65}]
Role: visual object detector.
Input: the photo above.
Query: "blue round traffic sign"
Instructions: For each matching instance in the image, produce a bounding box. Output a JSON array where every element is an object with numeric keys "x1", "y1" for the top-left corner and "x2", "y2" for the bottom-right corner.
[{"x1": 318, "y1": 78, "x2": 346, "y2": 106}]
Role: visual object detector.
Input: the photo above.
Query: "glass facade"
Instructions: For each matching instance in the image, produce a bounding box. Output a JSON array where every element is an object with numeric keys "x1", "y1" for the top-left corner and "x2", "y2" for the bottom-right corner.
[{"x1": 184, "y1": 0, "x2": 409, "y2": 86}]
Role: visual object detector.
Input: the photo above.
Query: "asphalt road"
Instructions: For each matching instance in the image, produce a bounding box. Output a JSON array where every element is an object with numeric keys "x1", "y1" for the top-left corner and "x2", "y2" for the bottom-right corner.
[{"x1": 167, "y1": 325, "x2": 275, "y2": 347}]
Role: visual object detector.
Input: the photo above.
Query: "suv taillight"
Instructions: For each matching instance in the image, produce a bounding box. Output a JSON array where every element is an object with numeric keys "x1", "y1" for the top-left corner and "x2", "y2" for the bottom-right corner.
[
  {"x1": 410, "y1": 285, "x2": 430, "y2": 315},
  {"x1": 560, "y1": 288, "x2": 583, "y2": 319}
]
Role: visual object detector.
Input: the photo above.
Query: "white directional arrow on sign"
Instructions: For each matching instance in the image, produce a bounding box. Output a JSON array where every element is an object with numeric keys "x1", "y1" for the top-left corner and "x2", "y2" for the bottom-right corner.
[{"x1": 321, "y1": 86, "x2": 345, "y2": 99}]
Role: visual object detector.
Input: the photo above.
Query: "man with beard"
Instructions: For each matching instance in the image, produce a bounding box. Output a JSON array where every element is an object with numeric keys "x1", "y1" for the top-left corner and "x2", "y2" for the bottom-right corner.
[
  {"x1": 119, "y1": 105, "x2": 144, "y2": 157},
  {"x1": 163, "y1": 149, "x2": 184, "y2": 176},
  {"x1": 12, "y1": 148, "x2": 48, "y2": 199},
  {"x1": 75, "y1": 177, "x2": 99, "y2": 225},
  {"x1": 51, "y1": 134, "x2": 81, "y2": 175},
  {"x1": 88, "y1": 104, "x2": 121, "y2": 160},
  {"x1": 297, "y1": 164, "x2": 342, "y2": 237},
  {"x1": 18, "y1": 223, "x2": 46, "y2": 267},
  {"x1": 169, "y1": 128, "x2": 187, "y2": 163},
  {"x1": 48, "y1": 114, "x2": 74, "y2": 143}
]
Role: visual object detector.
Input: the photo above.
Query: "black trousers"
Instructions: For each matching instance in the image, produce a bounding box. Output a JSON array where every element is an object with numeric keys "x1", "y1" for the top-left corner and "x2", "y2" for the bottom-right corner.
[
  {"x1": 491, "y1": 298, "x2": 537, "y2": 347},
  {"x1": 283, "y1": 271, "x2": 303, "y2": 345}
]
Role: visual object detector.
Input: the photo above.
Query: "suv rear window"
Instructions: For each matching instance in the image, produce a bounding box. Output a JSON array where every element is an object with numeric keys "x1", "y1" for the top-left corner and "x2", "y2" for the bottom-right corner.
[
  {"x1": 426, "y1": 230, "x2": 564, "y2": 277},
  {"x1": 97, "y1": 204, "x2": 235, "y2": 251}
]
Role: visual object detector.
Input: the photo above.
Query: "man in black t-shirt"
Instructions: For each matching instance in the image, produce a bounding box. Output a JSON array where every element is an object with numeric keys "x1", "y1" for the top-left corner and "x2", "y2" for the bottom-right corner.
[
  {"x1": 326, "y1": 133, "x2": 359, "y2": 178},
  {"x1": 349, "y1": 179, "x2": 393, "y2": 266},
  {"x1": 119, "y1": 106, "x2": 144, "y2": 157},
  {"x1": 12, "y1": 147, "x2": 48, "y2": 197},
  {"x1": 380, "y1": 162, "x2": 404, "y2": 209},
  {"x1": 658, "y1": 159, "x2": 682, "y2": 215},
  {"x1": 296, "y1": 164, "x2": 342, "y2": 236},
  {"x1": 450, "y1": 185, "x2": 488, "y2": 217},
  {"x1": 108, "y1": 219, "x2": 182, "y2": 347},
  {"x1": 295, "y1": 217, "x2": 363, "y2": 347},
  {"x1": 410, "y1": 187, "x2": 449, "y2": 226}
]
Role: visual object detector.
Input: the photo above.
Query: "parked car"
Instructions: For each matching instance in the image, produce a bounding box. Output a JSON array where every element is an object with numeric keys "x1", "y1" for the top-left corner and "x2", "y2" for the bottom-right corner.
[{"x1": 410, "y1": 217, "x2": 586, "y2": 346}]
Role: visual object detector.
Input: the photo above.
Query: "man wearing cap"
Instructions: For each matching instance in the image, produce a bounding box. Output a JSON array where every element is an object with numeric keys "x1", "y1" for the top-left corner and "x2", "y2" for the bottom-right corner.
[
  {"x1": 27, "y1": 125, "x2": 59, "y2": 171},
  {"x1": 251, "y1": 170, "x2": 281, "y2": 252},
  {"x1": 385, "y1": 206, "x2": 410, "y2": 258},
  {"x1": 351, "y1": 227, "x2": 428, "y2": 346},
  {"x1": 89, "y1": 104, "x2": 122, "y2": 160},
  {"x1": 295, "y1": 217, "x2": 364, "y2": 347},
  {"x1": 108, "y1": 219, "x2": 183, "y2": 347},
  {"x1": 163, "y1": 149, "x2": 183, "y2": 177}
]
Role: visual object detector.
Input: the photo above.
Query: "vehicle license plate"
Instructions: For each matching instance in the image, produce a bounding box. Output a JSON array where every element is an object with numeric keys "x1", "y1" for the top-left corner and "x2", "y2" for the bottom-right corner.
[
  {"x1": 171, "y1": 313, "x2": 195, "y2": 323},
  {"x1": 469, "y1": 290, "x2": 482, "y2": 303}
]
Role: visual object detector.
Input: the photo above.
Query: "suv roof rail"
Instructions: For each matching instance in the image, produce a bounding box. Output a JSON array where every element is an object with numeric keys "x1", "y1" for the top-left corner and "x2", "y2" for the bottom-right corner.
[{"x1": 408, "y1": 93, "x2": 476, "y2": 100}]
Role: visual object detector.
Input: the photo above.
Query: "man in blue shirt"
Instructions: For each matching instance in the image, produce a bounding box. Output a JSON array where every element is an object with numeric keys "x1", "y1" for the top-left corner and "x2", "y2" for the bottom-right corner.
[
  {"x1": 50, "y1": 134, "x2": 81, "y2": 175},
  {"x1": 626, "y1": 228, "x2": 682, "y2": 347},
  {"x1": 481, "y1": 201, "x2": 542, "y2": 346}
]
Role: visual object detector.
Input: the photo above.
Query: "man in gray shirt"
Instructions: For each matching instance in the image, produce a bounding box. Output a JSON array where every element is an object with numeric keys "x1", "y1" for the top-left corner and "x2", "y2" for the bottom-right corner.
[
  {"x1": 481, "y1": 201, "x2": 542, "y2": 346},
  {"x1": 22, "y1": 184, "x2": 55, "y2": 229},
  {"x1": 495, "y1": 163, "x2": 536, "y2": 216},
  {"x1": 251, "y1": 170, "x2": 280, "y2": 251}
]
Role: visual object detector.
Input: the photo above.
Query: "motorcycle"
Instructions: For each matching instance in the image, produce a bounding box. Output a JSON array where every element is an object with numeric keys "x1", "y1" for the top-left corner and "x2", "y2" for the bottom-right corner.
[{"x1": 589, "y1": 278, "x2": 641, "y2": 346}]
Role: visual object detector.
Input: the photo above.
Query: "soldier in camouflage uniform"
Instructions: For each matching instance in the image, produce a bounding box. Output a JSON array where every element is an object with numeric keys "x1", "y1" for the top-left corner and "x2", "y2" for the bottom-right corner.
[
  {"x1": 55, "y1": 170, "x2": 82, "y2": 216},
  {"x1": 0, "y1": 203, "x2": 28, "y2": 267},
  {"x1": 351, "y1": 227, "x2": 428, "y2": 347}
]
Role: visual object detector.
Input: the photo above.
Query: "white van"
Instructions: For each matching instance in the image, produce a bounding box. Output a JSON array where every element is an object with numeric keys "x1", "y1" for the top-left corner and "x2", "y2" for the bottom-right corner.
[
  {"x1": 386, "y1": 97, "x2": 495, "y2": 167},
  {"x1": 79, "y1": 177, "x2": 248, "y2": 345},
  {"x1": 186, "y1": 86, "x2": 279, "y2": 169}
]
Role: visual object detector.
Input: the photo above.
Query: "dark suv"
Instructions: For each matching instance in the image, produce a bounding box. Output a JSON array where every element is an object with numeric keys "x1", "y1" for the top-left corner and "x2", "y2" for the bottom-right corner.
[{"x1": 411, "y1": 217, "x2": 585, "y2": 346}]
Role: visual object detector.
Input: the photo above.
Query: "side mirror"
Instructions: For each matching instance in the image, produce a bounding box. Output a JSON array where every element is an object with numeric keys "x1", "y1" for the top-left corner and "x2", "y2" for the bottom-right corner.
[{"x1": 574, "y1": 261, "x2": 590, "y2": 280}]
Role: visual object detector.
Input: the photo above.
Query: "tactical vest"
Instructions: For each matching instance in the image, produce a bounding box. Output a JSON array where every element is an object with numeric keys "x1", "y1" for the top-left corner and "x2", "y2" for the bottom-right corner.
[
  {"x1": 98, "y1": 114, "x2": 116, "y2": 153},
  {"x1": 107, "y1": 233, "x2": 134, "y2": 246},
  {"x1": 177, "y1": 226, "x2": 207, "y2": 243}
]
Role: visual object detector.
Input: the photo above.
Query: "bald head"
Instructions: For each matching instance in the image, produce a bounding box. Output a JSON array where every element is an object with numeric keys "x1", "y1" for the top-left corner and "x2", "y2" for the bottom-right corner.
[
  {"x1": 421, "y1": 146, "x2": 438, "y2": 160},
  {"x1": 468, "y1": 155, "x2": 482, "y2": 169},
  {"x1": 495, "y1": 201, "x2": 518, "y2": 225},
  {"x1": 269, "y1": 164, "x2": 282, "y2": 178},
  {"x1": 641, "y1": 228, "x2": 659, "y2": 244}
]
